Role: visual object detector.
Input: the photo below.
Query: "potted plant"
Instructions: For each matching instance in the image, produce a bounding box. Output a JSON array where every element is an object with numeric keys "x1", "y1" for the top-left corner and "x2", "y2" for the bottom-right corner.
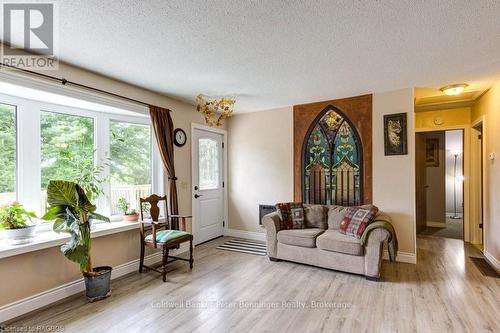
[
  {"x1": 117, "y1": 198, "x2": 139, "y2": 222},
  {"x1": 43, "y1": 180, "x2": 111, "y2": 302},
  {"x1": 0, "y1": 202, "x2": 37, "y2": 245}
]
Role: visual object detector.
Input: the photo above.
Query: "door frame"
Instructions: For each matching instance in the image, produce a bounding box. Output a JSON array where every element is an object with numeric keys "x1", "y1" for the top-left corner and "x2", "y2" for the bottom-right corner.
[
  {"x1": 415, "y1": 125, "x2": 471, "y2": 241},
  {"x1": 191, "y1": 123, "x2": 228, "y2": 243},
  {"x1": 471, "y1": 116, "x2": 487, "y2": 248}
]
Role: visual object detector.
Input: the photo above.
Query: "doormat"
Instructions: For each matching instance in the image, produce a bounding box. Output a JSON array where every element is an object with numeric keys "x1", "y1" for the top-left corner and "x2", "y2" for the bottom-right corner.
[
  {"x1": 217, "y1": 238, "x2": 267, "y2": 256},
  {"x1": 469, "y1": 257, "x2": 500, "y2": 278}
]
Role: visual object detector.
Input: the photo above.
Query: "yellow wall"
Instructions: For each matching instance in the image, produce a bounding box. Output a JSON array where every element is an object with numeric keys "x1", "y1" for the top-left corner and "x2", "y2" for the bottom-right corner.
[
  {"x1": 0, "y1": 60, "x2": 211, "y2": 308},
  {"x1": 415, "y1": 107, "x2": 471, "y2": 131},
  {"x1": 472, "y1": 82, "x2": 500, "y2": 266}
]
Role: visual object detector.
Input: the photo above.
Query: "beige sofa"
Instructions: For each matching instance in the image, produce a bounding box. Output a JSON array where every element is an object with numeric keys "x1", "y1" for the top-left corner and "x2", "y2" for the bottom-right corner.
[{"x1": 262, "y1": 204, "x2": 392, "y2": 280}]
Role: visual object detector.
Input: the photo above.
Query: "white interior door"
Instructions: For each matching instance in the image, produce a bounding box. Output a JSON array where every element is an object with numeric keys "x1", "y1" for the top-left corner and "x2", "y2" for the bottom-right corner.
[{"x1": 192, "y1": 127, "x2": 224, "y2": 245}]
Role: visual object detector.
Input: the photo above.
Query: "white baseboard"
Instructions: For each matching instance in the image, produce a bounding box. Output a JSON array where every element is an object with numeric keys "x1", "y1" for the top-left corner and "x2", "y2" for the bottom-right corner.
[
  {"x1": 0, "y1": 244, "x2": 189, "y2": 323},
  {"x1": 426, "y1": 221, "x2": 446, "y2": 228},
  {"x1": 383, "y1": 250, "x2": 417, "y2": 264},
  {"x1": 484, "y1": 251, "x2": 500, "y2": 274},
  {"x1": 224, "y1": 228, "x2": 266, "y2": 242}
]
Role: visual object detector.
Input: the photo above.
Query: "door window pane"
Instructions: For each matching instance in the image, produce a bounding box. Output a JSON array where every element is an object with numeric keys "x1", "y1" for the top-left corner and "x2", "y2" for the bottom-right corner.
[
  {"x1": 110, "y1": 121, "x2": 152, "y2": 215},
  {"x1": 199, "y1": 138, "x2": 219, "y2": 190},
  {"x1": 0, "y1": 104, "x2": 16, "y2": 205},
  {"x1": 40, "y1": 111, "x2": 94, "y2": 211}
]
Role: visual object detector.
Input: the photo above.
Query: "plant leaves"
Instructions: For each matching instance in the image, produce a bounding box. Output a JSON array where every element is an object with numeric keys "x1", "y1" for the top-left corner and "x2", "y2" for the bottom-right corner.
[
  {"x1": 46, "y1": 180, "x2": 79, "y2": 208},
  {"x1": 88, "y1": 212, "x2": 110, "y2": 222},
  {"x1": 42, "y1": 205, "x2": 65, "y2": 221},
  {"x1": 59, "y1": 210, "x2": 90, "y2": 271}
]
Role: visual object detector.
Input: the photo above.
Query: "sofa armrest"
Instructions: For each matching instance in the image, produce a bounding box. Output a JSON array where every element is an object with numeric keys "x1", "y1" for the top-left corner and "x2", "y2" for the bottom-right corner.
[
  {"x1": 364, "y1": 228, "x2": 390, "y2": 279},
  {"x1": 262, "y1": 212, "x2": 281, "y2": 258}
]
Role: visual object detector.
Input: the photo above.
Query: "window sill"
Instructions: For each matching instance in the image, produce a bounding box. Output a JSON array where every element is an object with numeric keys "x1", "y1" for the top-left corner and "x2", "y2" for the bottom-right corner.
[{"x1": 0, "y1": 221, "x2": 141, "y2": 259}]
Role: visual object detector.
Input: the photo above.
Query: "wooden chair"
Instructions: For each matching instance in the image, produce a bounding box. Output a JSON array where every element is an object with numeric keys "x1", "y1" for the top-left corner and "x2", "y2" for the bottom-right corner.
[{"x1": 138, "y1": 194, "x2": 193, "y2": 282}]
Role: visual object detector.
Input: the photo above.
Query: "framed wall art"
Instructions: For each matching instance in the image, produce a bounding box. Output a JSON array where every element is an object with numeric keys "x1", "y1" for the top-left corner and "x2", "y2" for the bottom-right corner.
[{"x1": 384, "y1": 113, "x2": 407, "y2": 156}]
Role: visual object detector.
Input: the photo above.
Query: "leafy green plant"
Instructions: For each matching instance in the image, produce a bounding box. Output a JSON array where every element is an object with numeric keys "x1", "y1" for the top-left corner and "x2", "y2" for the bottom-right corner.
[
  {"x1": 42, "y1": 180, "x2": 109, "y2": 276},
  {"x1": 117, "y1": 198, "x2": 138, "y2": 216},
  {"x1": 0, "y1": 202, "x2": 36, "y2": 230},
  {"x1": 117, "y1": 198, "x2": 130, "y2": 215},
  {"x1": 72, "y1": 158, "x2": 108, "y2": 204}
]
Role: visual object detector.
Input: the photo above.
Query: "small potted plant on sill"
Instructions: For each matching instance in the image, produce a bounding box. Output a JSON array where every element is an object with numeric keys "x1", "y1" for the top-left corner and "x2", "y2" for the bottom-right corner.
[
  {"x1": 117, "y1": 198, "x2": 139, "y2": 222},
  {"x1": 0, "y1": 202, "x2": 37, "y2": 245},
  {"x1": 43, "y1": 180, "x2": 111, "y2": 302}
]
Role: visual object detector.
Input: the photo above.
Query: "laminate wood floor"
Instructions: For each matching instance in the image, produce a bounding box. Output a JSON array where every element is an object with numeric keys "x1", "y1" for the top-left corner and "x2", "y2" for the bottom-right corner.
[{"x1": 7, "y1": 235, "x2": 500, "y2": 333}]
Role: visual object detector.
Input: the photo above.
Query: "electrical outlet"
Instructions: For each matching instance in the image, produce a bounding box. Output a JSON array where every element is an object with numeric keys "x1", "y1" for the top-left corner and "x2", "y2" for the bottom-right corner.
[{"x1": 488, "y1": 152, "x2": 496, "y2": 161}]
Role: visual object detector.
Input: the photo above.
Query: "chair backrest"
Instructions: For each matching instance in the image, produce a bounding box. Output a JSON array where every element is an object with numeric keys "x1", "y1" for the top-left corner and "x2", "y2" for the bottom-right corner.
[{"x1": 140, "y1": 194, "x2": 168, "y2": 225}]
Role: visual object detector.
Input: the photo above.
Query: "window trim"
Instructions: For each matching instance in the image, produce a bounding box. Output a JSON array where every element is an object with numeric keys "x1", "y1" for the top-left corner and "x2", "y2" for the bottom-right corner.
[
  {"x1": 0, "y1": 101, "x2": 18, "y2": 205},
  {"x1": 0, "y1": 91, "x2": 162, "y2": 221}
]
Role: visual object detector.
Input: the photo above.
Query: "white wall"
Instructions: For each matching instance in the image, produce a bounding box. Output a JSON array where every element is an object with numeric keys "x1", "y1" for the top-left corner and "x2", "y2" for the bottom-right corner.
[
  {"x1": 228, "y1": 88, "x2": 416, "y2": 257},
  {"x1": 227, "y1": 107, "x2": 294, "y2": 232},
  {"x1": 445, "y1": 130, "x2": 464, "y2": 215},
  {"x1": 372, "y1": 89, "x2": 416, "y2": 255}
]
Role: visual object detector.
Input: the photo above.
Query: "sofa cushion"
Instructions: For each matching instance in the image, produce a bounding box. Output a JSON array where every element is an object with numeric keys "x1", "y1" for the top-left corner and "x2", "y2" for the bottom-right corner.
[
  {"x1": 327, "y1": 205, "x2": 346, "y2": 230},
  {"x1": 275, "y1": 202, "x2": 304, "y2": 230},
  {"x1": 277, "y1": 228, "x2": 325, "y2": 248},
  {"x1": 304, "y1": 204, "x2": 328, "y2": 229},
  {"x1": 316, "y1": 230, "x2": 364, "y2": 256}
]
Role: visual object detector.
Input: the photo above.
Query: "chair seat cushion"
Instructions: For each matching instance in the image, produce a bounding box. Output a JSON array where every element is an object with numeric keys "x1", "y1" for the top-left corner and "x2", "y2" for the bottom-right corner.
[
  {"x1": 277, "y1": 228, "x2": 324, "y2": 248},
  {"x1": 316, "y1": 230, "x2": 364, "y2": 256},
  {"x1": 145, "y1": 230, "x2": 191, "y2": 244}
]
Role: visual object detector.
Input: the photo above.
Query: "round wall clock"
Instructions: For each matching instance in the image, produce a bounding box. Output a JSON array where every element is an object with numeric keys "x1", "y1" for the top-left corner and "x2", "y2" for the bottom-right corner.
[{"x1": 174, "y1": 128, "x2": 187, "y2": 147}]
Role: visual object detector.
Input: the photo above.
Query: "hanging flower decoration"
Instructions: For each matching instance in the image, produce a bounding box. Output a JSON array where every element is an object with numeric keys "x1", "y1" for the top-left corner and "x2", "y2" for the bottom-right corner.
[{"x1": 196, "y1": 94, "x2": 236, "y2": 127}]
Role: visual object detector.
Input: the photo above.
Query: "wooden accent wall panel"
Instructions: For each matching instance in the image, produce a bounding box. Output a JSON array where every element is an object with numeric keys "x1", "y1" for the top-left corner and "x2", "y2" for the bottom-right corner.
[{"x1": 293, "y1": 94, "x2": 373, "y2": 204}]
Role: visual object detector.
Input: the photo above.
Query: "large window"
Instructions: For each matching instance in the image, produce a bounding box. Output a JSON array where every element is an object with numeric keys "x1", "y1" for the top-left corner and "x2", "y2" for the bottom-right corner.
[
  {"x1": 110, "y1": 121, "x2": 152, "y2": 215},
  {"x1": 0, "y1": 91, "x2": 161, "y2": 220},
  {"x1": 0, "y1": 103, "x2": 16, "y2": 205},
  {"x1": 40, "y1": 111, "x2": 95, "y2": 211}
]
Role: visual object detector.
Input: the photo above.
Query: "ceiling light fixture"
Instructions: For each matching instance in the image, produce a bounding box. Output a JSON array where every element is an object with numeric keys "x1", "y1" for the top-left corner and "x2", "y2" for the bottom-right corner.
[
  {"x1": 196, "y1": 94, "x2": 236, "y2": 127},
  {"x1": 440, "y1": 83, "x2": 468, "y2": 96}
]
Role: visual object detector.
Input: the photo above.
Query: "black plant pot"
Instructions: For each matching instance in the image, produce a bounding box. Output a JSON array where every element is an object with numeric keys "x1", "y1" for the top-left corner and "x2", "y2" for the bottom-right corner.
[{"x1": 84, "y1": 266, "x2": 112, "y2": 302}]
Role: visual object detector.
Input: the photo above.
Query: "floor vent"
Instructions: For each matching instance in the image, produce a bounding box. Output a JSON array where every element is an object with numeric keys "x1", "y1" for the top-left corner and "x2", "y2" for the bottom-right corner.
[{"x1": 469, "y1": 257, "x2": 500, "y2": 278}]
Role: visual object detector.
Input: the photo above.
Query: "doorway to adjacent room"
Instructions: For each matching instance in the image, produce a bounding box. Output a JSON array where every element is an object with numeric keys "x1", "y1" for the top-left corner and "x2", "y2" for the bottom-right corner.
[{"x1": 416, "y1": 130, "x2": 464, "y2": 239}]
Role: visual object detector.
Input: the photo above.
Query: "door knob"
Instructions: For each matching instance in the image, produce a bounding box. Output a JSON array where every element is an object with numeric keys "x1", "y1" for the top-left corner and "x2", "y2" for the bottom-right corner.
[{"x1": 194, "y1": 194, "x2": 203, "y2": 199}]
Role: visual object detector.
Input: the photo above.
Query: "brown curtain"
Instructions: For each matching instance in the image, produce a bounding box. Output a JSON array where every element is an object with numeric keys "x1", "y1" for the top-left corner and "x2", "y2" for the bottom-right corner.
[{"x1": 149, "y1": 105, "x2": 179, "y2": 229}]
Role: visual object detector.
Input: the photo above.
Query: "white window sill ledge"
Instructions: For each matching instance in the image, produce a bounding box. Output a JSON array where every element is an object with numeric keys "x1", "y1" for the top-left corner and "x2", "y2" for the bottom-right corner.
[{"x1": 0, "y1": 221, "x2": 141, "y2": 259}]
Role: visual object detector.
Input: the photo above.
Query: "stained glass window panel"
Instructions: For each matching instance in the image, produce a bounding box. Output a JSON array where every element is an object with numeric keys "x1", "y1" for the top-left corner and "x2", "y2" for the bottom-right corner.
[{"x1": 303, "y1": 108, "x2": 362, "y2": 206}]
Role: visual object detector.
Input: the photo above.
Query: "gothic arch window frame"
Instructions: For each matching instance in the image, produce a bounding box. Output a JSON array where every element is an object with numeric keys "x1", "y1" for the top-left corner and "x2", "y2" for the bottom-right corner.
[{"x1": 301, "y1": 105, "x2": 364, "y2": 205}]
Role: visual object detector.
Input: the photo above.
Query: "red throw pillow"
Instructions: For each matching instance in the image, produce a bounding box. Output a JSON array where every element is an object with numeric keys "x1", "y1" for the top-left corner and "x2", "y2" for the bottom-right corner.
[
  {"x1": 339, "y1": 206, "x2": 378, "y2": 238},
  {"x1": 275, "y1": 202, "x2": 304, "y2": 230}
]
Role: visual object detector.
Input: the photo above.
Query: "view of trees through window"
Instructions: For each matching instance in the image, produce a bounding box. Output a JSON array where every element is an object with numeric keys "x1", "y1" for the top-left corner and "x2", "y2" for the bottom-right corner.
[
  {"x1": 40, "y1": 111, "x2": 95, "y2": 210},
  {"x1": 198, "y1": 138, "x2": 219, "y2": 190},
  {"x1": 0, "y1": 104, "x2": 17, "y2": 205},
  {"x1": 110, "y1": 121, "x2": 152, "y2": 215}
]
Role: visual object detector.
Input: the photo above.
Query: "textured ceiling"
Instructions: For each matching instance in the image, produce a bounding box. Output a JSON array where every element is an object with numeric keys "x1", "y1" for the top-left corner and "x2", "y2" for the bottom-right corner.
[{"x1": 29, "y1": 1, "x2": 500, "y2": 111}]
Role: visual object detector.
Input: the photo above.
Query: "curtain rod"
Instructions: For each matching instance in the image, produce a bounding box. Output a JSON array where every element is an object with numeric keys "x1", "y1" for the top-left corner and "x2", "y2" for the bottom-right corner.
[{"x1": 0, "y1": 62, "x2": 170, "y2": 111}]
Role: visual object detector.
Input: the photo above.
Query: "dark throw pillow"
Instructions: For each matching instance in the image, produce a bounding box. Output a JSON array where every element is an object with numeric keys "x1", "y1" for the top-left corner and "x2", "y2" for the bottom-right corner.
[{"x1": 275, "y1": 202, "x2": 304, "y2": 230}]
